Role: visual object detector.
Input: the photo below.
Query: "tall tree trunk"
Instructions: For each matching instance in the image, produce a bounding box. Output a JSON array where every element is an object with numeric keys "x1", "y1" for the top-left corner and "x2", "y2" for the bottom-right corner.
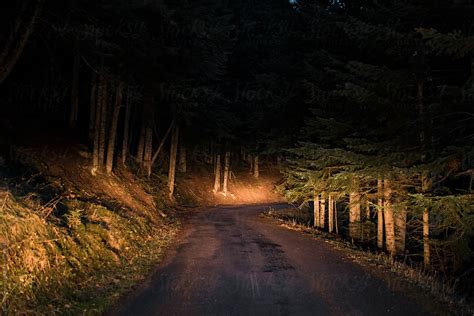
[
  {"x1": 253, "y1": 155, "x2": 259, "y2": 178},
  {"x1": 178, "y1": 143, "x2": 187, "y2": 173},
  {"x1": 349, "y1": 191, "x2": 361, "y2": 240},
  {"x1": 418, "y1": 79, "x2": 432, "y2": 267},
  {"x1": 88, "y1": 72, "x2": 97, "y2": 140},
  {"x1": 377, "y1": 177, "x2": 384, "y2": 249},
  {"x1": 313, "y1": 193, "x2": 320, "y2": 228},
  {"x1": 223, "y1": 151, "x2": 231, "y2": 195},
  {"x1": 249, "y1": 154, "x2": 253, "y2": 174},
  {"x1": 98, "y1": 77, "x2": 108, "y2": 168},
  {"x1": 384, "y1": 179, "x2": 396, "y2": 256},
  {"x1": 91, "y1": 73, "x2": 104, "y2": 175},
  {"x1": 395, "y1": 204, "x2": 407, "y2": 255},
  {"x1": 0, "y1": 0, "x2": 43, "y2": 84},
  {"x1": 122, "y1": 86, "x2": 131, "y2": 164},
  {"x1": 151, "y1": 118, "x2": 175, "y2": 167},
  {"x1": 136, "y1": 123, "x2": 146, "y2": 164},
  {"x1": 105, "y1": 81, "x2": 124, "y2": 174},
  {"x1": 328, "y1": 193, "x2": 334, "y2": 233},
  {"x1": 319, "y1": 192, "x2": 326, "y2": 229},
  {"x1": 213, "y1": 154, "x2": 221, "y2": 193},
  {"x1": 421, "y1": 173, "x2": 432, "y2": 267},
  {"x1": 69, "y1": 46, "x2": 80, "y2": 128},
  {"x1": 423, "y1": 208, "x2": 430, "y2": 266},
  {"x1": 168, "y1": 125, "x2": 179, "y2": 198},
  {"x1": 144, "y1": 127, "x2": 153, "y2": 177}
]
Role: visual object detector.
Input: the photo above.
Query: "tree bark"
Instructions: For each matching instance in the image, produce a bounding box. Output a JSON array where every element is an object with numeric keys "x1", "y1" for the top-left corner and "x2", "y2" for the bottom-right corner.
[
  {"x1": 88, "y1": 72, "x2": 97, "y2": 140},
  {"x1": 144, "y1": 127, "x2": 153, "y2": 177},
  {"x1": 122, "y1": 86, "x2": 131, "y2": 164},
  {"x1": 253, "y1": 155, "x2": 259, "y2": 178},
  {"x1": 213, "y1": 154, "x2": 221, "y2": 193},
  {"x1": 168, "y1": 125, "x2": 179, "y2": 198},
  {"x1": 319, "y1": 192, "x2": 326, "y2": 229},
  {"x1": 91, "y1": 73, "x2": 104, "y2": 175},
  {"x1": 421, "y1": 173, "x2": 432, "y2": 267},
  {"x1": 418, "y1": 79, "x2": 431, "y2": 266},
  {"x1": 105, "y1": 81, "x2": 124, "y2": 174},
  {"x1": 423, "y1": 208, "x2": 430, "y2": 266},
  {"x1": 313, "y1": 193, "x2": 320, "y2": 228},
  {"x1": 223, "y1": 151, "x2": 231, "y2": 195},
  {"x1": 98, "y1": 77, "x2": 108, "y2": 168},
  {"x1": 136, "y1": 123, "x2": 146, "y2": 164},
  {"x1": 377, "y1": 177, "x2": 384, "y2": 249},
  {"x1": 328, "y1": 193, "x2": 334, "y2": 233},
  {"x1": 178, "y1": 143, "x2": 187, "y2": 173},
  {"x1": 69, "y1": 46, "x2": 80, "y2": 128},
  {"x1": 0, "y1": 0, "x2": 43, "y2": 84},
  {"x1": 384, "y1": 179, "x2": 396, "y2": 256},
  {"x1": 151, "y1": 118, "x2": 175, "y2": 166},
  {"x1": 395, "y1": 204, "x2": 407, "y2": 255},
  {"x1": 249, "y1": 154, "x2": 253, "y2": 174},
  {"x1": 349, "y1": 191, "x2": 361, "y2": 240}
]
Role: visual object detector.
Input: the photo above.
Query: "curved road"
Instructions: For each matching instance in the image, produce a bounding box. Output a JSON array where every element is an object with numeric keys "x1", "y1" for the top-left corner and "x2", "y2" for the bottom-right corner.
[{"x1": 112, "y1": 204, "x2": 435, "y2": 316}]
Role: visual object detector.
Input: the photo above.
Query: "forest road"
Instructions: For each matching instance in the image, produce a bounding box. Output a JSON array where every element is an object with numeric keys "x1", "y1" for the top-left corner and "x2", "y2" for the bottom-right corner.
[{"x1": 110, "y1": 203, "x2": 434, "y2": 316}]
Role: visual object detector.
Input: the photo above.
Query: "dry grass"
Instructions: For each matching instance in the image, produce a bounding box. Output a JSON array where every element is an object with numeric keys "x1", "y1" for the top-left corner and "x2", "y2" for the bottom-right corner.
[
  {"x1": 1, "y1": 146, "x2": 179, "y2": 315},
  {"x1": 0, "y1": 190, "x2": 178, "y2": 315}
]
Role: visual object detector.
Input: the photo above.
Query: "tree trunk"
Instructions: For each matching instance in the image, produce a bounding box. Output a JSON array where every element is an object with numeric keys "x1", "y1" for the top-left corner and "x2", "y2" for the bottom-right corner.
[
  {"x1": 349, "y1": 191, "x2": 361, "y2": 240},
  {"x1": 122, "y1": 86, "x2": 131, "y2": 164},
  {"x1": 328, "y1": 193, "x2": 334, "y2": 233},
  {"x1": 377, "y1": 177, "x2": 384, "y2": 249},
  {"x1": 168, "y1": 125, "x2": 179, "y2": 198},
  {"x1": 151, "y1": 118, "x2": 175, "y2": 167},
  {"x1": 98, "y1": 77, "x2": 108, "y2": 168},
  {"x1": 213, "y1": 154, "x2": 221, "y2": 193},
  {"x1": 69, "y1": 46, "x2": 80, "y2": 128},
  {"x1": 0, "y1": 0, "x2": 43, "y2": 84},
  {"x1": 223, "y1": 151, "x2": 231, "y2": 195},
  {"x1": 178, "y1": 143, "x2": 187, "y2": 173},
  {"x1": 418, "y1": 78, "x2": 432, "y2": 266},
  {"x1": 313, "y1": 193, "x2": 320, "y2": 228},
  {"x1": 136, "y1": 123, "x2": 146, "y2": 164},
  {"x1": 249, "y1": 154, "x2": 253, "y2": 174},
  {"x1": 319, "y1": 192, "x2": 326, "y2": 229},
  {"x1": 91, "y1": 74, "x2": 104, "y2": 175},
  {"x1": 421, "y1": 173, "x2": 432, "y2": 267},
  {"x1": 395, "y1": 204, "x2": 407, "y2": 255},
  {"x1": 253, "y1": 155, "x2": 259, "y2": 178},
  {"x1": 144, "y1": 127, "x2": 153, "y2": 177},
  {"x1": 384, "y1": 179, "x2": 396, "y2": 256},
  {"x1": 88, "y1": 72, "x2": 97, "y2": 140},
  {"x1": 423, "y1": 208, "x2": 430, "y2": 266},
  {"x1": 105, "y1": 81, "x2": 124, "y2": 174}
]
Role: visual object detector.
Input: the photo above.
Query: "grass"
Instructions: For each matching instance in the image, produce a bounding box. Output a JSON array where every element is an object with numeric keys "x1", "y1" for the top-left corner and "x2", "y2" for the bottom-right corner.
[
  {"x1": 0, "y1": 190, "x2": 179, "y2": 315},
  {"x1": 263, "y1": 206, "x2": 474, "y2": 316}
]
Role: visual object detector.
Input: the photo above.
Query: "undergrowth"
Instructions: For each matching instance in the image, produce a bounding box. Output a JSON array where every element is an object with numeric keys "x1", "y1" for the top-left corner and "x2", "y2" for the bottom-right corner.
[{"x1": 0, "y1": 191, "x2": 178, "y2": 315}]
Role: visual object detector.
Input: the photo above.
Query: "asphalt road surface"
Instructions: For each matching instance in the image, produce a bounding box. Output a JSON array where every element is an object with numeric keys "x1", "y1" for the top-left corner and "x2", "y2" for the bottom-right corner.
[{"x1": 111, "y1": 204, "x2": 434, "y2": 316}]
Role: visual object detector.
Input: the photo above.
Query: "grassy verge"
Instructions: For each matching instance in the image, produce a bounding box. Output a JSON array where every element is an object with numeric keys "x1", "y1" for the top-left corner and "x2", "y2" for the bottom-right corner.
[
  {"x1": 0, "y1": 191, "x2": 179, "y2": 315},
  {"x1": 262, "y1": 206, "x2": 473, "y2": 315}
]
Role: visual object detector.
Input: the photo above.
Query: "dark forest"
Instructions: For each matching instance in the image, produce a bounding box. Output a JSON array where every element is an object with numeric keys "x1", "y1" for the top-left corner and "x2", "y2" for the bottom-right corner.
[{"x1": 0, "y1": 0, "x2": 473, "y2": 314}]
